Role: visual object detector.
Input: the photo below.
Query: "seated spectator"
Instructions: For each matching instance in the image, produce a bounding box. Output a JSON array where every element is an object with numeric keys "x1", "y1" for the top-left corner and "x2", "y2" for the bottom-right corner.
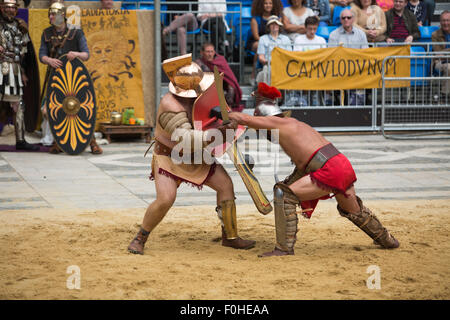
[
  {"x1": 328, "y1": 9, "x2": 369, "y2": 106},
  {"x1": 376, "y1": 0, "x2": 393, "y2": 11},
  {"x1": 431, "y1": 10, "x2": 450, "y2": 96},
  {"x1": 329, "y1": 0, "x2": 353, "y2": 26},
  {"x1": 406, "y1": 0, "x2": 427, "y2": 26},
  {"x1": 100, "y1": 0, "x2": 114, "y2": 9},
  {"x1": 293, "y1": 15, "x2": 327, "y2": 50},
  {"x1": 385, "y1": 0, "x2": 421, "y2": 43},
  {"x1": 162, "y1": 0, "x2": 199, "y2": 56},
  {"x1": 247, "y1": 0, "x2": 283, "y2": 84},
  {"x1": 293, "y1": 16, "x2": 326, "y2": 106},
  {"x1": 256, "y1": 15, "x2": 292, "y2": 84},
  {"x1": 282, "y1": 0, "x2": 316, "y2": 42},
  {"x1": 329, "y1": 9, "x2": 369, "y2": 48},
  {"x1": 195, "y1": 42, "x2": 244, "y2": 111},
  {"x1": 351, "y1": 0, "x2": 387, "y2": 42},
  {"x1": 197, "y1": 0, "x2": 231, "y2": 55},
  {"x1": 305, "y1": 0, "x2": 331, "y2": 26}
]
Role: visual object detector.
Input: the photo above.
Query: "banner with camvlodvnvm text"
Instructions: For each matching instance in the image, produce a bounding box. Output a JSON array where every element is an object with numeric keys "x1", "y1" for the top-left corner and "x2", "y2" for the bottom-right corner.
[{"x1": 271, "y1": 45, "x2": 411, "y2": 90}]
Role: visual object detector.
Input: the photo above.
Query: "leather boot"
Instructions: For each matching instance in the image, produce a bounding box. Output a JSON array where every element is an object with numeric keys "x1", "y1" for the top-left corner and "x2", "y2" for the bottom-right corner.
[
  {"x1": 221, "y1": 227, "x2": 256, "y2": 250},
  {"x1": 217, "y1": 199, "x2": 256, "y2": 250},
  {"x1": 49, "y1": 142, "x2": 62, "y2": 154},
  {"x1": 258, "y1": 247, "x2": 294, "y2": 257},
  {"x1": 14, "y1": 102, "x2": 39, "y2": 151},
  {"x1": 90, "y1": 138, "x2": 103, "y2": 154},
  {"x1": 338, "y1": 196, "x2": 399, "y2": 249},
  {"x1": 16, "y1": 140, "x2": 39, "y2": 151},
  {"x1": 128, "y1": 228, "x2": 150, "y2": 255}
]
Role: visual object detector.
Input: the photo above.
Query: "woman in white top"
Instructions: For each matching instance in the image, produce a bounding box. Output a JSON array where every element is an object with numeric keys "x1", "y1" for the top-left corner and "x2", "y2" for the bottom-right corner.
[{"x1": 282, "y1": 0, "x2": 316, "y2": 41}]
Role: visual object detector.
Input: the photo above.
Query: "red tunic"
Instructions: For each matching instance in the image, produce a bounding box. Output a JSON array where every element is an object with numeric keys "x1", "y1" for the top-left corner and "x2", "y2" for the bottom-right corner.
[{"x1": 300, "y1": 145, "x2": 357, "y2": 218}]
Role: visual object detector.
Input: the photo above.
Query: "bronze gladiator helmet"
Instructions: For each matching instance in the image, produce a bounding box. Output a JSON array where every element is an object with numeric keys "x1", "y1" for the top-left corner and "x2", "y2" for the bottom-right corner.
[{"x1": 163, "y1": 54, "x2": 214, "y2": 98}]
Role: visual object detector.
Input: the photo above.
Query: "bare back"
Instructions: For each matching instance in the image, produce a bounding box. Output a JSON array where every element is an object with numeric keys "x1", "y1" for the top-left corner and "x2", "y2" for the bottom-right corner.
[
  {"x1": 277, "y1": 118, "x2": 330, "y2": 169},
  {"x1": 229, "y1": 113, "x2": 330, "y2": 170}
]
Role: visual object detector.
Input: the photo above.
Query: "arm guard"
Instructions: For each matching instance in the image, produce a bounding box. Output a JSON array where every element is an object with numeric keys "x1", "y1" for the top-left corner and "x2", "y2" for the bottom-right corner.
[{"x1": 159, "y1": 111, "x2": 210, "y2": 151}]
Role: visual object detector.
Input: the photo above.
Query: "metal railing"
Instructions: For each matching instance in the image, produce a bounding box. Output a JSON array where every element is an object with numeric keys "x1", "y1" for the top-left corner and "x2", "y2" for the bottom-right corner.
[
  {"x1": 380, "y1": 51, "x2": 450, "y2": 139},
  {"x1": 129, "y1": 2, "x2": 449, "y2": 134}
]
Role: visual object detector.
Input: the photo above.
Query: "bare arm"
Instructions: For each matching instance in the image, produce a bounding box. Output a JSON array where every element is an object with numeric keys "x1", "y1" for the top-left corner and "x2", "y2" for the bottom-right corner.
[
  {"x1": 229, "y1": 112, "x2": 289, "y2": 130},
  {"x1": 281, "y1": 15, "x2": 306, "y2": 34},
  {"x1": 250, "y1": 18, "x2": 260, "y2": 41}
]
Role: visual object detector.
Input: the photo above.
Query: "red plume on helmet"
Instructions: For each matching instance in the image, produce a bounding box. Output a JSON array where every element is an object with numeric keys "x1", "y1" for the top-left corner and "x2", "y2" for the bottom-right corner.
[{"x1": 254, "y1": 82, "x2": 281, "y2": 100}]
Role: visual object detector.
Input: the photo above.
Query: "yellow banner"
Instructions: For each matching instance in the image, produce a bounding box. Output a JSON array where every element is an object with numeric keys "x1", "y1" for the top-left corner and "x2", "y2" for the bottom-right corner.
[
  {"x1": 29, "y1": 9, "x2": 145, "y2": 126},
  {"x1": 80, "y1": 9, "x2": 144, "y2": 124},
  {"x1": 271, "y1": 46, "x2": 411, "y2": 90}
]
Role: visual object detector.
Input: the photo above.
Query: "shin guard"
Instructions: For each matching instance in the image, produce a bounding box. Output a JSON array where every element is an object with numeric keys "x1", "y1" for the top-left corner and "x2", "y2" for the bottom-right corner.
[
  {"x1": 216, "y1": 199, "x2": 238, "y2": 240},
  {"x1": 274, "y1": 183, "x2": 300, "y2": 252},
  {"x1": 338, "y1": 196, "x2": 399, "y2": 248}
]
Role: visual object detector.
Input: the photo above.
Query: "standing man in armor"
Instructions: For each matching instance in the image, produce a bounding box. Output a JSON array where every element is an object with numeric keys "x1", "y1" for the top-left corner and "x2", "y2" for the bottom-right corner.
[
  {"x1": 222, "y1": 82, "x2": 400, "y2": 257},
  {"x1": 38, "y1": 1, "x2": 103, "y2": 154},
  {"x1": 127, "y1": 55, "x2": 255, "y2": 255},
  {"x1": 0, "y1": 0, "x2": 39, "y2": 150}
]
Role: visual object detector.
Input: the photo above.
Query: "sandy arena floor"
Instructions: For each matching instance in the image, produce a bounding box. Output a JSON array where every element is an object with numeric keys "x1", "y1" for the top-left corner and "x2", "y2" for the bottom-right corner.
[{"x1": 1, "y1": 200, "x2": 449, "y2": 300}]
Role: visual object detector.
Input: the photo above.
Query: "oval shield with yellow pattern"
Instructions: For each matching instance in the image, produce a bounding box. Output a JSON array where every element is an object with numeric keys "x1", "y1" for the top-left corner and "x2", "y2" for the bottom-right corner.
[{"x1": 46, "y1": 55, "x2": 97, "y2": 155}]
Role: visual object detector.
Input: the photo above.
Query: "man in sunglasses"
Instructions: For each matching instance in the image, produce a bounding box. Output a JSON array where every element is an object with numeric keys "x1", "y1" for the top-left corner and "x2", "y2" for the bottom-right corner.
[
  {"x1": 328, "y1": 10, "x2": 368, "y2": 106},
  {"x1": 328, "y1": 9, "x2": 369, "y2": 49}
]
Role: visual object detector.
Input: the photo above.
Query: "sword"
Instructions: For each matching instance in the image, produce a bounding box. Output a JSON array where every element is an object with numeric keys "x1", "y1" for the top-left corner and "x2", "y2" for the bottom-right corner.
[
  {"x1": 213, "y1": 66, "x2": 272, "y2": 215},
  {"x1": 213, "y1": 66, "x2": 230, "y2": 125}
]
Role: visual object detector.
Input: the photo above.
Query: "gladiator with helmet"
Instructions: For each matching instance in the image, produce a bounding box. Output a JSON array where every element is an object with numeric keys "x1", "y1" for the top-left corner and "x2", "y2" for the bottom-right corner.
[
  {"x1": 0, "y1": 0, "x2": 39, "y2": 150},
  {"x1": 219, "y1": 82, "x2": 400, "y2": 257},
  {"x1": 38, "y1": 0, "x2": 103, "y2": 154},
  {"x1": 127, "y1": 54, "x2": 256, "y2": 255}
]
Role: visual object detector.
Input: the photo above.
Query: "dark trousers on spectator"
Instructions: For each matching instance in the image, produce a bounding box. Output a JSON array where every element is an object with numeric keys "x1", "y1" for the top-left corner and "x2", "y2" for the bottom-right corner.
[{"x1": 202, "y1": 17, "x2": 228, "y2": 55}]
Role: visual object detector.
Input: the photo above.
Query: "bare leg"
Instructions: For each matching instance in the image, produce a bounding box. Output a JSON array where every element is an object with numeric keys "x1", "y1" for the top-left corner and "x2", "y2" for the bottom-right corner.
[
  {"x1": 141, "y1": 169, "x2": 178, "y2": 232},
  {"x1": 163, "y1": 13, "x2": 198, "y2": 55},
  {"x1": 128, "y1": 165, "x2": 178, "y2": 254}
]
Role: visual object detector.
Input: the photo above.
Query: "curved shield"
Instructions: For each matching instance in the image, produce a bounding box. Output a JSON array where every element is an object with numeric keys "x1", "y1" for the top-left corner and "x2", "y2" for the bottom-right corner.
[
  {"x1": 46, "y1": 55, "x2": 96, "y2": 155},
  {"x1": 192, "y1": 81, "x2": 245, "y2": 158}
]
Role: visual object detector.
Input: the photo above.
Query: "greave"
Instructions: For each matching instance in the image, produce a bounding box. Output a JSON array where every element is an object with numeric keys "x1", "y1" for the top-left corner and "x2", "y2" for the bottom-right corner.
[
  {"x1": 14, "y1": 101, "x2": 25, "y2": 142},
  {"x1": 274, "y1": 183, "x2": 300, "y2": 252},
  {"x1": 216, "y1": 199, "x2": 238, "y2": 240},
  {"x1": 338, "y1": 196, "x2": 399, "y2": 248}
]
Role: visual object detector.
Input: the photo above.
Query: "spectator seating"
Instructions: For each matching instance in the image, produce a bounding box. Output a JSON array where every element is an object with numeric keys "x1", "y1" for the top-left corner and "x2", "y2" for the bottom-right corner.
[
  {"x1": 410, "y1": 46, "x2": 430, "y2": 86},
  {"x1": 418, "y1": 26, "x2": 440, "y2": 43},
  {"x1": 331, "y1": 5, "x2": 351, "y2": 27},
  {"x1": 316, "y1": 26, "x2": 338, "y2": 41},
  {"x1": 281, "y1": 0, "x2": 290, "y2": 8}
]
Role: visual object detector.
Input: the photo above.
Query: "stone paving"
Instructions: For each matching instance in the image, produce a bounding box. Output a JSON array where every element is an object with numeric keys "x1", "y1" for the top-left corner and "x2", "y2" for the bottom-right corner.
[{"x1": 1, "y1": 133, "x2": 450, "y2": 211}]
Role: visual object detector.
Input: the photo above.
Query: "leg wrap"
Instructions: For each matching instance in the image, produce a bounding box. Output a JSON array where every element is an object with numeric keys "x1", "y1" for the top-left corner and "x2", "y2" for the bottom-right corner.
[
  {"x1": 216, "y1": 199, "x2": 238, "y2": 240},
  {"x1": 274, "y1": 183, "x2": 300, "y2": 252},
  {"x1": 13, "y1": 101, "x2": 25, "y2": 142},
  {"x1": 338, "y1": 196, "x2": 399, "y2": 249}
]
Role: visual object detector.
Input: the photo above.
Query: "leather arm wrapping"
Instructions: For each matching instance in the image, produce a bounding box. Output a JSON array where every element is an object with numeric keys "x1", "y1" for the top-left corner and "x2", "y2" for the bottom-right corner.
[{"x1": 159, "y1": 111, "x2": 210, "y2": 151}]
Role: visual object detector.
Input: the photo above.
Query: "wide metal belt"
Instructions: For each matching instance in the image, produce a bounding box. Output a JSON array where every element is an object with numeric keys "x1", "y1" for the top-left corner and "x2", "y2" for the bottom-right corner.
[{"x1": 305, "y1": 143, "x2": 340, "y2": 173}]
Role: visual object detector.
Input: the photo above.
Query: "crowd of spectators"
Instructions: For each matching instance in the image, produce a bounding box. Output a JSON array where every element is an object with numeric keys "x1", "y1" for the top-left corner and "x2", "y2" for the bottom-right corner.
[{"x1": 160, "y1": 1, "x2": 439, "y2": 83}]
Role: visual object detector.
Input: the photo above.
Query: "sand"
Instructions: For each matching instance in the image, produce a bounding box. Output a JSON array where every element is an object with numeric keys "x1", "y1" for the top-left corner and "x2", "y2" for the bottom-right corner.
[{"x1": 0, "y1": 199, "x2": 449, "y2": 300}]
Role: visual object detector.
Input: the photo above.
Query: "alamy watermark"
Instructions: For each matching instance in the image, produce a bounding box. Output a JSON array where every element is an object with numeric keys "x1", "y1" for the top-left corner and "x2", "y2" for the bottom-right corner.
[
  {"x1": 169, "y1": 125, "x2": 281, "y2": 176},
  {"x1": 66, "y1": 265, "x2": 81, "y2": 290},
  {"x1": 366, "y1": 265, "x2": 381, "y2": 290}
]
